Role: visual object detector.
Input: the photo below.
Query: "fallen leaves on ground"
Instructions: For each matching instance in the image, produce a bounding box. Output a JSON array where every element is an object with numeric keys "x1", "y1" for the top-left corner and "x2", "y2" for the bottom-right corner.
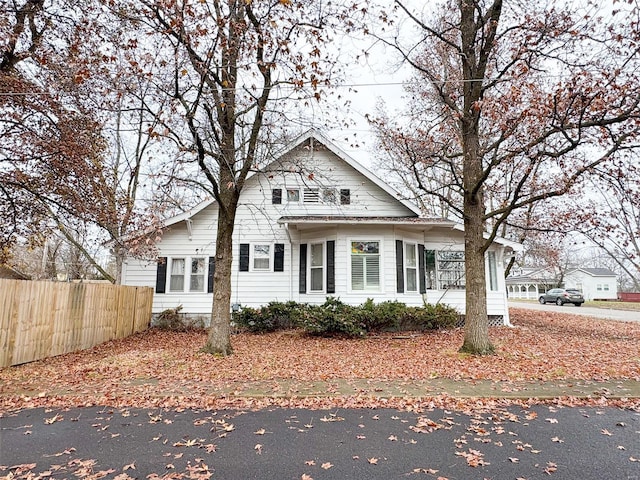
[{"x1": 1, "y1": 308, "x2": 639, "y2": 412}]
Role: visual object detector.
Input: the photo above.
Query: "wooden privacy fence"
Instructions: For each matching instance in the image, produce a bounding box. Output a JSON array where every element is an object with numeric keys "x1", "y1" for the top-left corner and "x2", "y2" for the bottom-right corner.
[{"x1": 0, "y1": 280, "x2": 153, "y2": 368}]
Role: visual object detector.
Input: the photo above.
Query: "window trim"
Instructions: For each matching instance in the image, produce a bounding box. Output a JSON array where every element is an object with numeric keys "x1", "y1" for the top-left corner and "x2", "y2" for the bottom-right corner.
[
  {"x1": 348, "y1": 238, "x2": 383, "y2": 293},
  {"x1": 189, "y1": 257, "x2": 207, "y2": 292},
  {"x1": 286, "y1": 188, "x2": 300, "y2": 203},
  {"x1": 169, "y1": 257, "x2": 186, "y2": 292},
  {"x1": 322, "y1": 187, "x2": 337, "y2": 204},
  {"x1": 251, "y1": 244, "x2": 272, "y2": 272},
  {"x1": 487, "y1": 251, "x2": 498, "y2": 292},
  {"x1": 308, "y1": 241, "x2": 325, "y2": 293},
  {"x1": 165, "y1": 256, "x2": 208, "y2": 294},
  {"x1": 425, "y1": 248, "x2": 466, "y2": 290},
  {"x1": 404, "y1": 242, "x2": 418, "y2": 292}
]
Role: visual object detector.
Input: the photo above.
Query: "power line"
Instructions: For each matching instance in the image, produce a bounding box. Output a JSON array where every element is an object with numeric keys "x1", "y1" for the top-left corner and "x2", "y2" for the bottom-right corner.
[{"x1": 0, "y1": 72, "x2": 609, "y2": 97}]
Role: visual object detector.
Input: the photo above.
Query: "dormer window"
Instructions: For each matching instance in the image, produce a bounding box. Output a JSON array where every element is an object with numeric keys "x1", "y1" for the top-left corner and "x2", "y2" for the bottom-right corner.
[
  {"x1": 322, "y1": 188, "x2": 336, "y2": 204},
  {"x1": 340, "y1": 189, "x2": 351, "y2": 205},
  {"x1": 287, "y1": 189, "x2": 300, "y2": 202}
]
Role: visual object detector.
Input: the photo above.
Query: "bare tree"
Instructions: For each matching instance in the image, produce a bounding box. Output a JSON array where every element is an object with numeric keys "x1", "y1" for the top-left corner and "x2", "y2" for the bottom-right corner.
[
  {"x1": 105, "y1": 0, "x2": 346, "y2": 355},
  {"x1": 368, "y1": 0, "x2": 640, "y2": 353}
]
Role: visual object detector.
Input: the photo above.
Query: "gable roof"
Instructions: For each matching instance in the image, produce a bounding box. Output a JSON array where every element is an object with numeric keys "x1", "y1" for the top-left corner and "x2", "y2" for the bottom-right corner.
[
  {"x1": 568, "y1": 267, "x2": 617, "y2": 277},
  {"x1": 284, "y1": 130, "x2": 422, "y2": 216},
  {"x1": 160, "y1": 129, "x2": 422, "y2": 227}
]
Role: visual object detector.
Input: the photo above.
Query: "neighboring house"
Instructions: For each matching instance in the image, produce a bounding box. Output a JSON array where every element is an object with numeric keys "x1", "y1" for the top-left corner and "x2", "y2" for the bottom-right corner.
[
  {"x1": 507, "y1": 266, "x2": 618, "y2": 301},
  {"x1": 0, "y1": 265, "x2": 30, "y2": 280},
  {"x1": 121, "y1": 130, "x2": 521, "y2": 325},
  {"x1": 506, "y1": 267, "x2": 558, "y2": 300},
  {"x1": 564, "y1": 268, "x2": 618, "y2": 301}
]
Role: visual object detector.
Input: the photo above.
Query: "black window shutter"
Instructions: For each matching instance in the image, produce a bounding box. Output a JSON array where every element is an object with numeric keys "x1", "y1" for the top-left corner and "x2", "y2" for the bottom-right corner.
[
  {"x1": 155, "y1": 257, "x2": 167, "y2": 293},
  {"x1": 340, "y1": 189, "x2": 351, "y2": 205},
  {"x1": 299, "y1": 243, "x2": 307, "y2": 293},
  {"x1": 207, "y1": 257, "x2": 215, "y2": 293},
  {"x1": 326, "y1": 240, "x2": 335, "y2": 294},
  {"x1": 272, "y1": 188, "x2": 282, "y2": 204},
  {"x1": 274, "y1": 244, "x2": 284, "y2": 272},
  {"x1": 418, "y1": 244, "x2": 426, "y2": 294},
  {"x1": 239, "y1": 244, "x2": 250, "y2": 272},
  {"x1": 396, "y1": 240, "x2": 404, "y2": 293}
]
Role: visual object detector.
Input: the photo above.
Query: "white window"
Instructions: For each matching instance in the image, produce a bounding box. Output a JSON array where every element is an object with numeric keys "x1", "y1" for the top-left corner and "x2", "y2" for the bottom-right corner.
[
  {"x1": 190, "y1": 258, "x2": 206, "y2": 292},
  {"x1": 487, "y1": 251, "x2": 498, "y2": 291},
  {"x1": 310, "y1": 242, "x2": 324, "y2": 292},
  {"x1": 604, "y1": 284, "x2": 610, "y2": 291},
  {"x1": 322, "y1": 188, "x2": 336, "y2": 204},
  {"x1": 597, "y1": 284, "x2": 603, "y2": 291},
  {"x1": 405, "y1": 243, "x2": 418, "y2": 292},
  {"x1": 351, "y1": 240, "x2": 381, "y2": 291},
  {"x1": 425, "y1": 250, "x2": 465, "y2": 290},
  {"x1": 287, "y1": 189, "x2": 300, "y2": 202},
  {"x1": 169, "y1": 257, "x2": 207, "y2": 293},
  {"x1": 253, "y1": 244, "x2": 271, "y2": 271},
  {"x1": 170, "y1": 258, "x2": 185, "y2": 292}
]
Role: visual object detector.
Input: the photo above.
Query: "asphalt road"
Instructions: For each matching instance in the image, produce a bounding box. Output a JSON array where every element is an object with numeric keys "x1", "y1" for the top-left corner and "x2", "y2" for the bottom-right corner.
[
  {"x1": 2, "y1": 405, "x2": 640, "y2": 479},
  {"x1": 510, "y1": 300, "x2": 640, "y2": 323}
]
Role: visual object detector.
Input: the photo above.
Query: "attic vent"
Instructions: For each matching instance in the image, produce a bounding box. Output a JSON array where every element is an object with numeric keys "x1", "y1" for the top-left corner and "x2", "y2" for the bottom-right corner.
[{"x1": 303, "y1": 188, "x2": 320, "y2": 203}]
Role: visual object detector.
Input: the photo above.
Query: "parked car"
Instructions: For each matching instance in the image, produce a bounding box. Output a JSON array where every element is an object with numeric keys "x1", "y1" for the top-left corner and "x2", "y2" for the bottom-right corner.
[{"x1": 539, "y1": 288, "x2": 585, "y2": 306}]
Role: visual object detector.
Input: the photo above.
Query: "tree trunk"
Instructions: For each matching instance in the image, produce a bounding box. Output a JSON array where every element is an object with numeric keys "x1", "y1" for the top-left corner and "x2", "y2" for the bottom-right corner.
[
  {"x1": 460, "y1": 195, "x2": 494, "y2": 354},
  {"x1": 202, "y1": 208, "x2": 235, "y2": 356},
  {"x1": 460, "y1": 115, "x2": 494, "y2": 354}
]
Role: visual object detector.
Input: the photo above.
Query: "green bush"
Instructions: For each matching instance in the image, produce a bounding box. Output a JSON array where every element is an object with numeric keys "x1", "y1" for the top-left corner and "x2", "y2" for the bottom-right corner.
[
  {"x1": 360, "y1": 299, "x2": 408, "y2": 332},
  {"x1": 402, "y1": 303, "x2": 459, "y2": 330},
  {"x1": 233, "y1": 301, "x2": 305, "y2": 333},
  {"x1": 233, "y1": 298, "x2": 458, "y2": 336},
  {"x1": 299, "y1": 297, "x2": 366, "y2": 338}
]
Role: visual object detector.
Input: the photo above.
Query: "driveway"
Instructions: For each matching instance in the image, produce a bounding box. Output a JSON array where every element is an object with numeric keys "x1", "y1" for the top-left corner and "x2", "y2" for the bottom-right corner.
[{"x1": 509, "y1": 300, "x2": 640, "y2": 323}]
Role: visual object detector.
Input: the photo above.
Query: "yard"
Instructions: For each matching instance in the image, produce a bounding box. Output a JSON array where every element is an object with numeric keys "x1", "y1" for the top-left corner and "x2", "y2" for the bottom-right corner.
[{"x1": 1, "y1": 308, "x2": 639, "y2": 412}]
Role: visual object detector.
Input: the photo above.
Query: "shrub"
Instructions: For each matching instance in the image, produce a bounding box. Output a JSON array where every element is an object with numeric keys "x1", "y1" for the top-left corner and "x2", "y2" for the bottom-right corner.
[
  {"x1": 300, "y1": 297, "x2": 366, "y2": 338},
  {"x1": 402, "y1": 303, "x2": 459, "y2": 330},
  {"x1": 360, "y1": 299, "x2": 408, "y2": 332},
  {"x1": 233, "y1": 298, "x2": 458, "y2": 336},
  {"x1": 155, "y1": 305, "x2": 205, "y2": 331},
  {"x1": 233, "y1": 301, "x2": 305, "y2": 333}
]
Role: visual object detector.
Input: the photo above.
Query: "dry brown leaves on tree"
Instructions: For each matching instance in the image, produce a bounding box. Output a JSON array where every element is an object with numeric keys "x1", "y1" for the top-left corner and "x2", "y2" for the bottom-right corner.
[{"x1": 0, "y1": 308, "x2": 638, "y2": 412}]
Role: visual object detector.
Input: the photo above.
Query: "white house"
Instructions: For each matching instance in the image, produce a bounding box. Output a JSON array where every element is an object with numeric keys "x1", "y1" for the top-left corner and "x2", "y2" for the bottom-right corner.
[
  {"x1": 564, "y1": 268, "x2": 618, "y2": 301},
  {"x1": 506, "y1": 267, "x2": 558, "y2": 300},
  {"x1": 121, "y1": 131, "x2": 520, "y2": 325}
]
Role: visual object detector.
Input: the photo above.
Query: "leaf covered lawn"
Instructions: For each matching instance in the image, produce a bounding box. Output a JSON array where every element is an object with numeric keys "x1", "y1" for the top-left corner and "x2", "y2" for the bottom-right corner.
[{"x1": 1, "y1": 308, "x2": 639, "y2": 412}]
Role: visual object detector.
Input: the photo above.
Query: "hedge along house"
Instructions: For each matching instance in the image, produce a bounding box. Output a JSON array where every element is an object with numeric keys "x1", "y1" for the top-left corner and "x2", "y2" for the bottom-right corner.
[{"x1": 121, "y1": 130, "x2": 521, "y2": 326}]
